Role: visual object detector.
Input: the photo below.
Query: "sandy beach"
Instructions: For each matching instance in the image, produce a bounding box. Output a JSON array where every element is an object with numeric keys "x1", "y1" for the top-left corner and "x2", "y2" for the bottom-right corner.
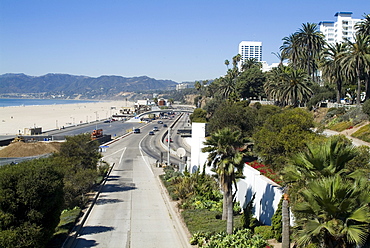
[{"x1": 0, "y1": 100, "x2": 132, "y2": 135}]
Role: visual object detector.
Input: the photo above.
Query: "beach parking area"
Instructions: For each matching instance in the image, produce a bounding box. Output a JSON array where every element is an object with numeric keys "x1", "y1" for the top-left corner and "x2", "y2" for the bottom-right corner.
[{"x1": 0, "y1": 101, "x2": 129, "y2": 135}]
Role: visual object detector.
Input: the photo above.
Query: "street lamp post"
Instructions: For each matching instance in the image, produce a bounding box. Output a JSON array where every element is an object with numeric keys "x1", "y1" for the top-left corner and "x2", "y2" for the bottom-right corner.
[{"x1": 167, "y1": 127, "x2": 171, "y2": 166}]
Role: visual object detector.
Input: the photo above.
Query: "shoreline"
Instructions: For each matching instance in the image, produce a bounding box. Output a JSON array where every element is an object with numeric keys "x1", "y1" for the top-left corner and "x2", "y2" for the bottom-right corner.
[{"x1": 0, "y1": 100, "x2": 133, "y2": 135}]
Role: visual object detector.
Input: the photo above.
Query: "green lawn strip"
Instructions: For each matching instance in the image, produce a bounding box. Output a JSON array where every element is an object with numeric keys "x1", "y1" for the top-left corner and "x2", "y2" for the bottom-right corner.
[
  {"x1": 182, "y1": 209, "x2": 243, "y2": 235},
  {"x1": 48, "y1": 207, "x2": 81, "y2": 248},
  {"x1": 352, "y1": 124, "x2": 370, "y2": 142},
  {"x1": 329, "y1": 121, "x2": 353, "y2": 132}
]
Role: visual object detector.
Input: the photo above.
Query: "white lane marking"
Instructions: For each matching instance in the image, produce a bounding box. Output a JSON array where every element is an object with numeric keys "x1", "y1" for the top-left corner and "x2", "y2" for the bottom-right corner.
[
  {"x1": 119, "y1": 147, "x2": 127, "y2": 165},
  {"x1": 102, "y1": 147, "x2": 127, "y2": 159},
  {"x1": 139, "y1": 135, "x2": 154, "y2": 176}
]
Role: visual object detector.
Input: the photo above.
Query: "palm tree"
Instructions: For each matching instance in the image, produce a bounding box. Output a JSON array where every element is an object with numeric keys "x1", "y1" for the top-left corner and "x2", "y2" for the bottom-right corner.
[
  {"x1": 225, "y1": 59, "x2": 230, "y2": 70},
  {"x1": 294, "y1": 175, "x2": 370, "y2": 248},
  {"x1": 280, "y1": 33, "x2": 303, "y2": 70},
  {"x1": 280, "y1": 68, "x2": 313, "y2": 107},
  {"x1": 295, "y1": 22, "x2": 326, "y2": 81},
  {"x1": 355, "y1": 13, "x2": 370, "y2": 36},
  {"x1": 264, "y1": 65, "x2": 313, "y2": 107},
  {"x1": 202, "y1": 127, "x2": 246, "y2": 234},
  {"x1": 232, "y1": 54, "x2": 242, "y2": 68},
  {"x1": 240, "y1": 58, "x2": 261, "y2": 71},
  {"x1": 340, "y1": 34, "x2": 370, "y2": 105},
  {"x1": 283, "y1": 136, "x2": 361, "y2": 247},
  {"x1": 320, "y1": 43, "x2": 348, "y2": 103},
  {"x1": 217, "y1": 68, "x2": 240, "y2": 101}
]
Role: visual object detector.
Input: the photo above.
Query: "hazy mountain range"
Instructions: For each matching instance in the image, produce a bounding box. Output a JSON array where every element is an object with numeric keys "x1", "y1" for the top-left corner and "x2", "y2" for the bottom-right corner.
[{"x1": 0, "y1": 73, "x2": 179, "y2": 99}]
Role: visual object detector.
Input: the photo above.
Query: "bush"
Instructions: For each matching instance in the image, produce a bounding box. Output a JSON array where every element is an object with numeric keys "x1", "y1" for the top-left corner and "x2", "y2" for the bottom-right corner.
[
  {"x1": 190, "y1": 229, "x2": 268, "y2": 248},
  {"x1": 362, "y1": 99, "x2": 370, "y2": 117},
  {"x1": 254, "y1": 225, "x2": 274, "y2": 240}
]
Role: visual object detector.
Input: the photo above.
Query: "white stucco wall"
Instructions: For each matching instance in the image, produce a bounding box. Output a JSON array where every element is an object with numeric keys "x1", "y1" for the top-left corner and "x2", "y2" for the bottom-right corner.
[
  {"x1": 236, "y1": 165, "x2": 283, "y2": 225},
  {"x1": 190, "y1": 122, "x2": 210, "y2": 173},
  {"x1": 189, "y1": 122, "x2": 284, "y2": 225}
]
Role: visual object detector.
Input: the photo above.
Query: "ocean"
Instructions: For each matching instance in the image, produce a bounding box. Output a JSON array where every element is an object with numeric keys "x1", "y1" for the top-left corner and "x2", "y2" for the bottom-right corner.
[{"x1": 0, "y1": 98, "x2": 95, "y2": 107}]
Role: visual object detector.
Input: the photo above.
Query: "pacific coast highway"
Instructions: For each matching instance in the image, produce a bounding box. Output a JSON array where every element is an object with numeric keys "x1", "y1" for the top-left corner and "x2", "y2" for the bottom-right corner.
[{"x1": 65, "y1": 115, "x2": 192, "y2": 248}]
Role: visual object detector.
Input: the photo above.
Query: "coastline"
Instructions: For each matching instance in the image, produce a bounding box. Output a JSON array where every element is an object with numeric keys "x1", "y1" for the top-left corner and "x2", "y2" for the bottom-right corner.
[{"x1": 0, "y1": 100, "x2": 132, "y2": 135}]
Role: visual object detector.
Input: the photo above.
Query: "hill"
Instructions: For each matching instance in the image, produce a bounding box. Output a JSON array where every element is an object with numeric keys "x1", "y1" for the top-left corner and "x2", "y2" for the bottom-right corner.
[{"x1": 0, "y1": 73, "x2": 178, "y2": 99}]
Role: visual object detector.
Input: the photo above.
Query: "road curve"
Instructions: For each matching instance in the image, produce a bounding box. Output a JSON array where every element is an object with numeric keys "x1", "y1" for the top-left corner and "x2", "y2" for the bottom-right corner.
[{"x1": 68, "y1": 132, "x2": 192, "y2": 248}]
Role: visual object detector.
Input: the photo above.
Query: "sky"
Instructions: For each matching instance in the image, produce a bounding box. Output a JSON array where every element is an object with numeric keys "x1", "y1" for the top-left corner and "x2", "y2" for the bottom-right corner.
[{"x1": 0, "y1": 1, "x2": 368, "y2": 83}]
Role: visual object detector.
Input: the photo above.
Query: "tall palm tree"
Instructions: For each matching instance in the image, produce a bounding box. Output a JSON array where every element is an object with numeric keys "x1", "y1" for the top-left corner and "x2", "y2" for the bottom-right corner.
[
  {"x1": 225, "y1": 59, "x2": 230, "y2": 70},
  {"x1": 217, "y1": 68, "x2": 240, "y2": 101},
  {"x1": 280, "y1": 33, "x2": 302, "y2": 69},
  {"x1": 355, "y1": 13, "x2": 370, "y2": 36},
  {"x1": 294, "y1": 175, "x2": 370, "y2": 248},
  {"x1": 232, "y1": 54, "x2": 242, "y2": 68},
  {"x1": 320, "y1": 43, "x2": 348, "y2": 103},
  {"x1": 202, "y1": 127, "x2": 245, "y2": 234},
  {"x1": 340, "y1": 34, "x2": 370, "y2": 105},
  {"x1": 295, "y1": 22, "x2": 326, "y2": 82}
]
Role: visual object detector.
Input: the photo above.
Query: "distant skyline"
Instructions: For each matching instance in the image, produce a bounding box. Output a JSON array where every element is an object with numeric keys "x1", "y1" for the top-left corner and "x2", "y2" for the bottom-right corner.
[{"x1": 0, "y1": 1, "x2": 368, "y2": 83}]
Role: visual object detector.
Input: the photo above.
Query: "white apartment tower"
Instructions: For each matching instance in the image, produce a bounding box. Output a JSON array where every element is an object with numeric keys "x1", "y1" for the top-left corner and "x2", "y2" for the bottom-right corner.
[
  {"x1": 319, "y1": 12, "x2": 362, "y2": 45},
  {"x1": 238, "y1": 41, "x2": 262, "y2": 64}
]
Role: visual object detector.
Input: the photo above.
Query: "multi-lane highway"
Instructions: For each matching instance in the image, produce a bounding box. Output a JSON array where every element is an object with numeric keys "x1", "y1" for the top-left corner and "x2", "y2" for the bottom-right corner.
[{"x1": 63, "y1": 113, "x2": 192, "y2": 247}]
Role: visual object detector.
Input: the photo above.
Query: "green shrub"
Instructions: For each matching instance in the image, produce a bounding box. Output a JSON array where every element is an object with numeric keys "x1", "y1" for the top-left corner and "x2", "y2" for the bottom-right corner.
[
  {"x1": 362, "y1": 99, "x2": 370, "y2": 117},
  {"x1": 190, "y1": 229, "x2": 268, "y2": 248},
  {"x1": 182, "y1": 209, "x2": 243, "y2": 234},
  {"x1": 254, "y1": 225, "x2": 274, "y2": 240},
  {"x1": 271, "y1": 198, "x2": 282, "y2": 241}
]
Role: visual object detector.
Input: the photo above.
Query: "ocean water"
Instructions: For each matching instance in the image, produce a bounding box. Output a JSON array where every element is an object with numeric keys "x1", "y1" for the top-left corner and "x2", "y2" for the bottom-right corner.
[{"x1": 0, "y1": 98, "x2": 95, "y2": 107}]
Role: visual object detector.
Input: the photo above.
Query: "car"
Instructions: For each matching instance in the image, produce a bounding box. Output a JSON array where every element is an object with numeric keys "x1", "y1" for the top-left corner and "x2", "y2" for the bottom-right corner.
[
  {"x1": 158, "y1": 120, "x2": 163, "y2": 124},
  {"x1": 148, "y1": 131, "x2": 154, "y2": 135},
  {"x1": 133, "y1": 128, "x2": 140, "y2": 133},
  {"x1": 165, "y1": 137, "x2": 173, "y2": 142},
  {"x1": 153, "y1": 126, "x2": 159, "y2": 131},
  {"x1": 163, "y1": 124, "x2": 168, "y2": 127}
]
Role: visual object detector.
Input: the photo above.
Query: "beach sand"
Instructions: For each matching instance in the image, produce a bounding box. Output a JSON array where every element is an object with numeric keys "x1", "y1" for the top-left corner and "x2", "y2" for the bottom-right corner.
[{"x1": 0, "y1": 100, "x2": 132, "y2": 135}]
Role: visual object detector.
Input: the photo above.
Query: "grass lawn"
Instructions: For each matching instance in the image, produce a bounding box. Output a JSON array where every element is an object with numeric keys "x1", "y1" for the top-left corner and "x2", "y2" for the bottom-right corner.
[
  {"x1": 182, "y1": 209, "x2": 243, "y2": 235},
  {"x1": 48, "y1": 207, "x2": 81, "y2": 248}
]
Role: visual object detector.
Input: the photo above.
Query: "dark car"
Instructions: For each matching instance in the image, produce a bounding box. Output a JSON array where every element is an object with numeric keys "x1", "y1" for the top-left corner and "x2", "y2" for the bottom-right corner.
[
  {"x1": 158, "y1": 120, "x2": 163, "y2": 124},
  {"x1": 133, "y1": 128, "x2": 140, "y2": 133},
  {"x1": 163, "y1": 124, "x2": 168, "y2": 127},
  {"x1": 148, "y1": 131, "x2": 154, "y2": 135}
]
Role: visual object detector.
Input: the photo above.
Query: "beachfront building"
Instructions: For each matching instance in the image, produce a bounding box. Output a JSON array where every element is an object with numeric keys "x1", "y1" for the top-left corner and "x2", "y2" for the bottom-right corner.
[{"x1": 319, "y1": 12, "x2": 363, "y2": 45}]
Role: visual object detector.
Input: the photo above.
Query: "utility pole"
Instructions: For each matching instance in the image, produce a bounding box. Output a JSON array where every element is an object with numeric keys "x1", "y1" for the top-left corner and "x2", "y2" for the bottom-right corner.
[{"x1": 167, "y1": 127, "x2": 171, "y2": 166}]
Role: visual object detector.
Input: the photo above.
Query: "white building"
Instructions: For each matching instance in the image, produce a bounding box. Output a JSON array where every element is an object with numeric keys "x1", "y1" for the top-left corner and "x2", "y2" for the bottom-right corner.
[
  {"x1": 319, "y1": 12, "x2": 362, "y2": 45},
  {"x1": 238, "y1": 41, "x2": 262, "y2": 68}
]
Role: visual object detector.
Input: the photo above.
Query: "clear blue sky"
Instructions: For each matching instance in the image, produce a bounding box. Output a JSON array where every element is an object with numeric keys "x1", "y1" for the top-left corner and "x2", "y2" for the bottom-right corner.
[{"x1": 0, "y1": 1, "x2": 368, "y2": 83}]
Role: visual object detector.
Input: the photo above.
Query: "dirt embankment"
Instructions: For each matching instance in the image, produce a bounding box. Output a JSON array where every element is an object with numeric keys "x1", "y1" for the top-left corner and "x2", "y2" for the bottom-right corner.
[{"x1": 0, "y1": 142, "x2": 61, "y2": 158}]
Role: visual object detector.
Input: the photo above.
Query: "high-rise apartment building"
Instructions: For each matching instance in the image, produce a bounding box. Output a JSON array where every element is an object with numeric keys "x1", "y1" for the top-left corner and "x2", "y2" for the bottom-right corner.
[
  {"x1": 319, "y1": 12, "x2": 362, "y2": 45},
  {"x1": 238, "y1": 41, "x2": 262, "y2": 64}
]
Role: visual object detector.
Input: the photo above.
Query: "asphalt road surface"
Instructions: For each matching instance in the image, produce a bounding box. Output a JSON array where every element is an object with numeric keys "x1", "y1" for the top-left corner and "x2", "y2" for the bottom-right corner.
[{"x1": 69, "y1": 124, "x2": 191, "y2": 248}]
